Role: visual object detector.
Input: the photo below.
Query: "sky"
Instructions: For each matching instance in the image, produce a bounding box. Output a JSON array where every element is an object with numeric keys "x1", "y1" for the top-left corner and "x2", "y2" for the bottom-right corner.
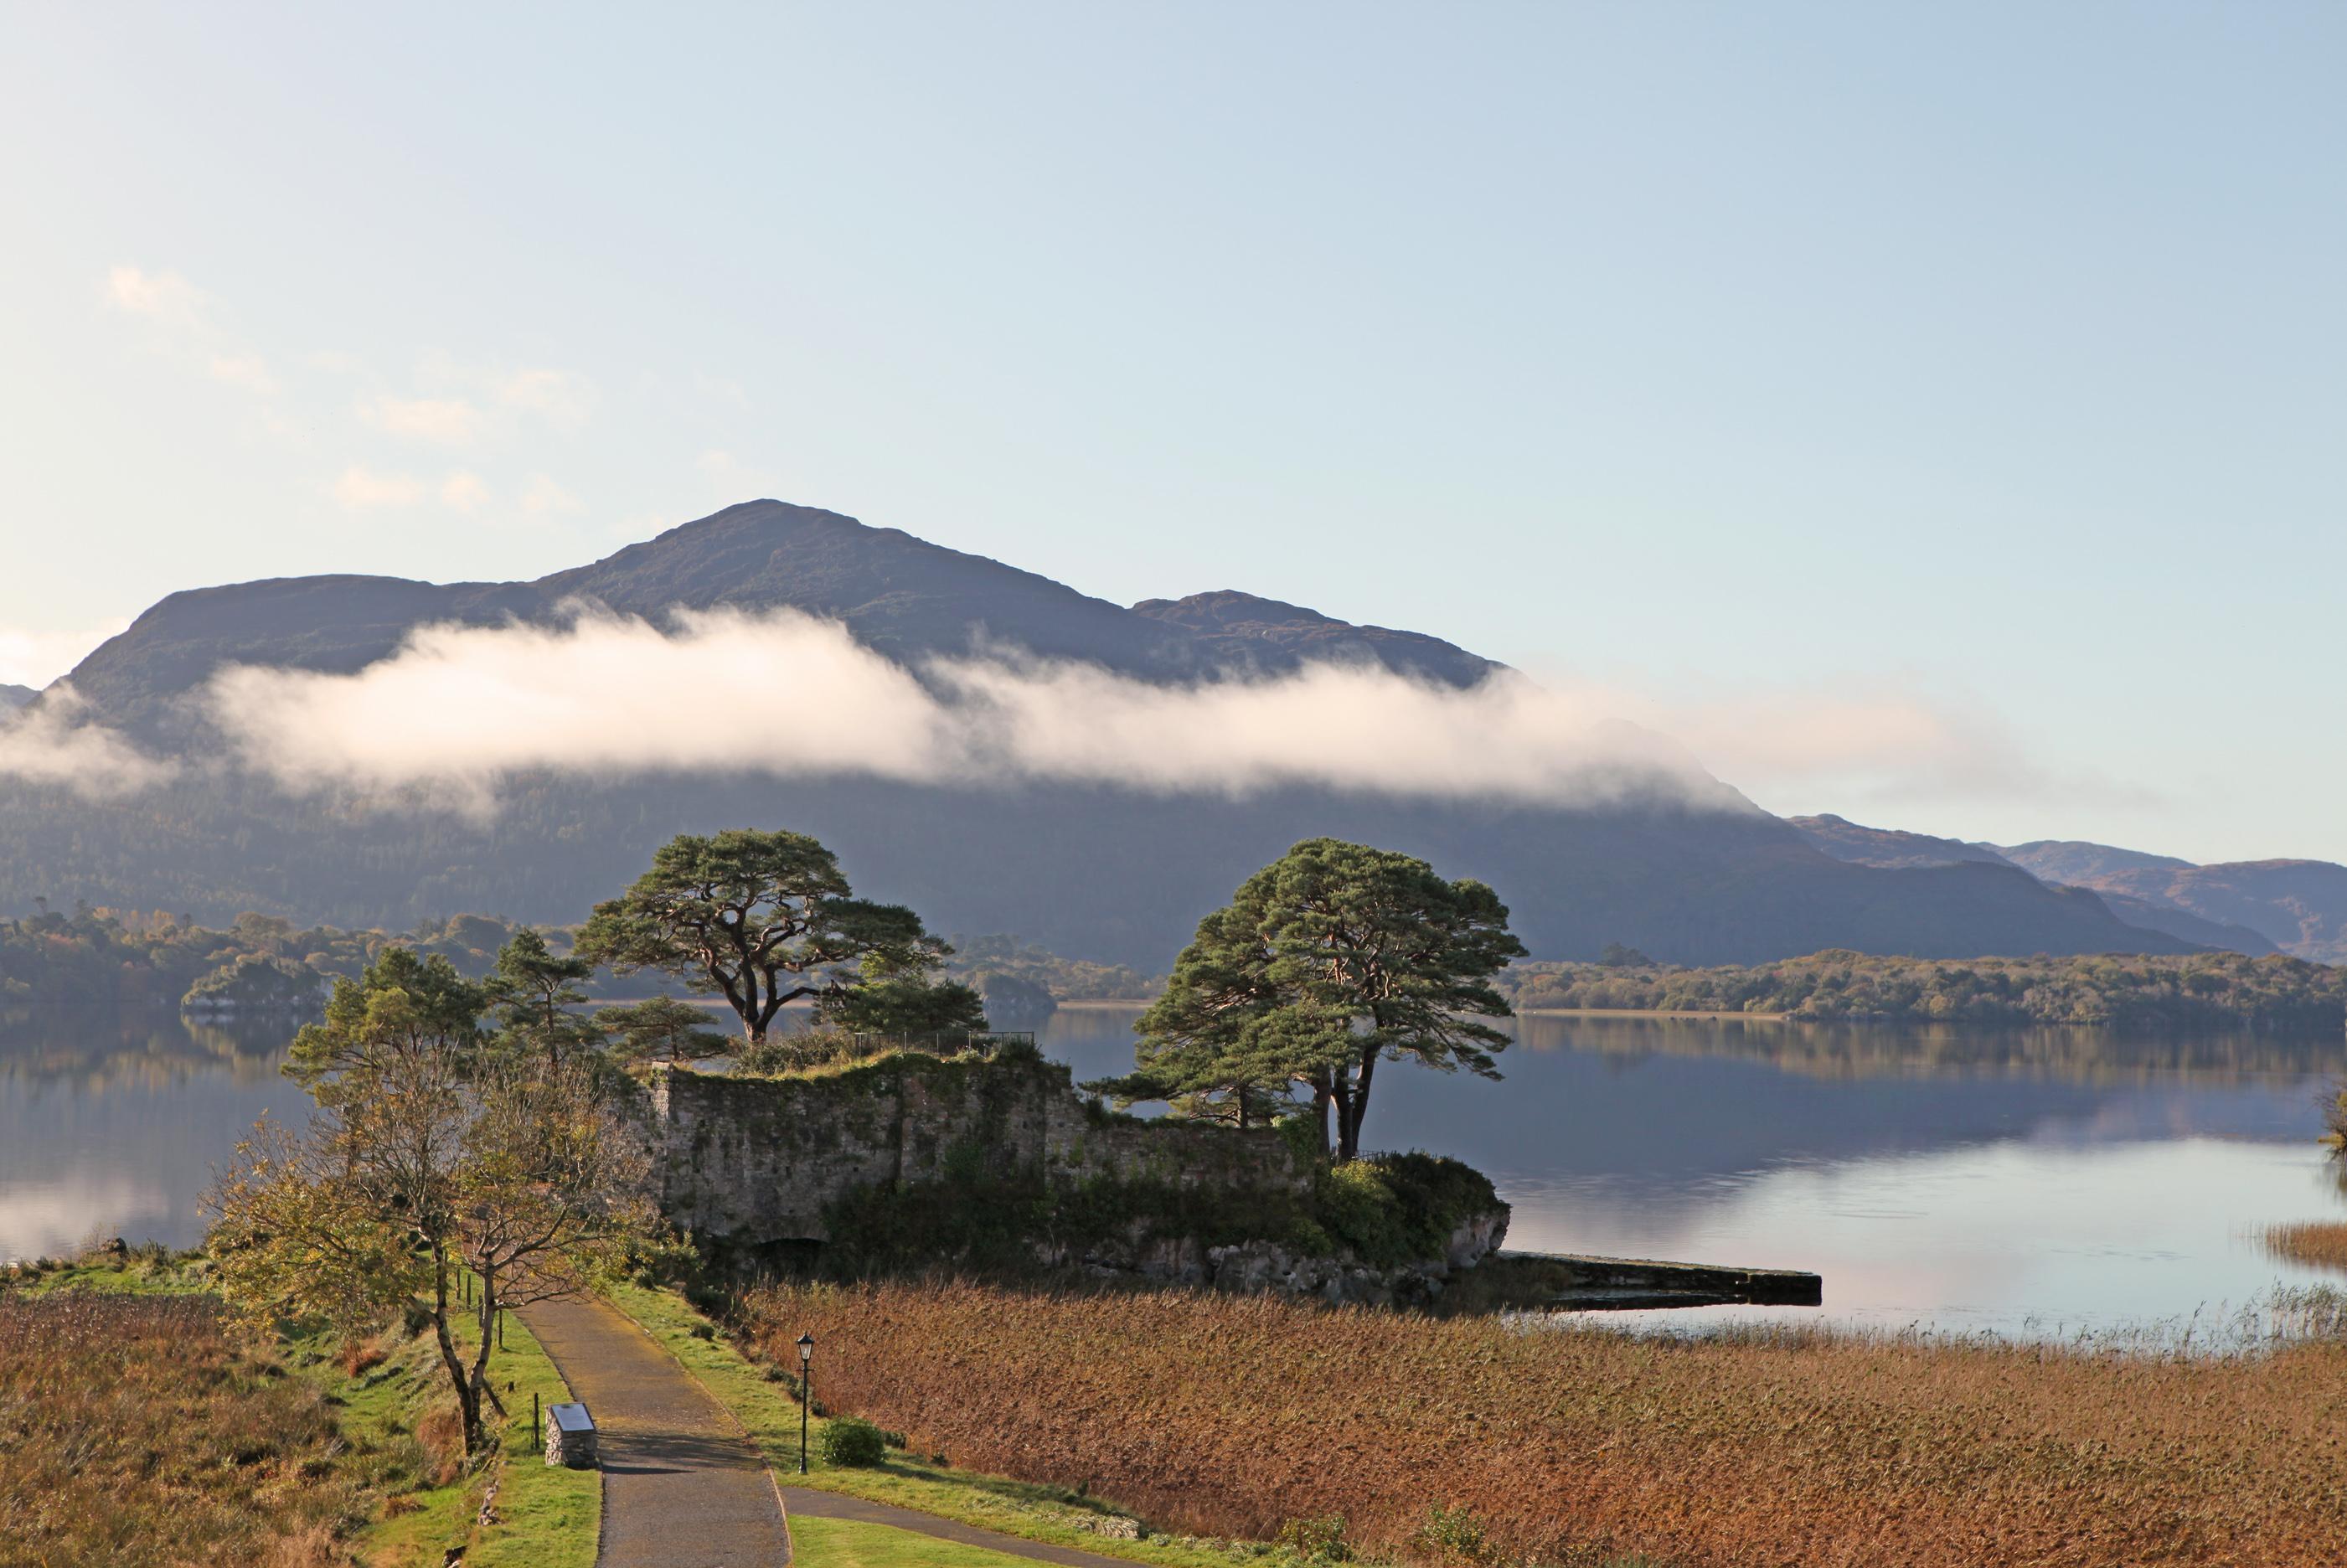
[{"x1": 2, "y1": 3, "x2": 2340, "y2": 862}]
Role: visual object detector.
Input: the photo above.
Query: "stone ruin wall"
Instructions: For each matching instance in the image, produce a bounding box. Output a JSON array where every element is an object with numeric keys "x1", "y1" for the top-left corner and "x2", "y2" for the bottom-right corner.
[{"x1": 647, "y1": 1053, "x2": 1310, "y2": 1250}]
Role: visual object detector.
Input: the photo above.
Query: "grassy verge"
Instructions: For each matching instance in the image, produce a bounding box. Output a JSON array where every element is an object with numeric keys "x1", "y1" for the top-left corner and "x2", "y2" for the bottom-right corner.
[
  {"x1": 2, "y1": 1252, "x2": 596, "y2": 1568},
  {"x1": 314, "y1": 1285, "x2": 596, "y2": 1568},
  {"x1": 792, "y1": 1516, "x2": 1053, "y2": 1566},
  {"x1": 604, "y1": 1280, "x2": 1287, "y2": 1567}
]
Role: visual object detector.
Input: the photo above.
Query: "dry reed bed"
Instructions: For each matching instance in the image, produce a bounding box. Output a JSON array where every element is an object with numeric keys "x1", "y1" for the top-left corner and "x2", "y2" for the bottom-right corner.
[
  {"x1": 0, "y1": 1291, "x2": 357, "y2": 1567},
  {"x1": 745, "y1": 1280, "x2": 2347, "y2": 1568},
  {"x1": 2267, "y1": 1221, "x2": 2347, "y2": 1271}
]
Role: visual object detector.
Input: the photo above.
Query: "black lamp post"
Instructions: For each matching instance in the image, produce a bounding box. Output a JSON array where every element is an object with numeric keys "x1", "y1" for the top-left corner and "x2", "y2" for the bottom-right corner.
[{"x1": 797, "y1": 1333, "x2": 815, "y2": 1473}]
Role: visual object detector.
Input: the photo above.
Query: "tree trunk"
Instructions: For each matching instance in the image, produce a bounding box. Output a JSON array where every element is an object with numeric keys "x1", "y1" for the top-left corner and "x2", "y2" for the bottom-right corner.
[
  {"x1": 469, "y1": 1264, "x2": 506, "y2": 1435},
  {"x1": 1341, "y1": 1047, "x2": 1380, "y2": 1162},
  {"x1": 428, "y1": 1252, "x2": 483, "y2": 1455}
]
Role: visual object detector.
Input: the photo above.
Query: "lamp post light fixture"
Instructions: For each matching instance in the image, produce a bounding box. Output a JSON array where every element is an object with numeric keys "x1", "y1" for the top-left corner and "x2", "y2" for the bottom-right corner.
[{"x1": 797, "y1": 1333, "x2": 815, "y2": 1473}]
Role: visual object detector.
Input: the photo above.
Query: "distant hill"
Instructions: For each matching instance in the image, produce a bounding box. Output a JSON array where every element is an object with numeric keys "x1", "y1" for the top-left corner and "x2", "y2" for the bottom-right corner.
[
  {"x1": 0, "y1": 684, "x2": 33, "y2": 711},
  {"x1": 1130, "y1": 590, "x2": 1495, "y2": 688},
  {"x1": 1995, "y1": 840, "x2": 2196, "y2": 886},
  {"x1": 1998, "y1": 842, "x2": 2347, "y2": 965},
  {"x1": 1792, "y1": 815, "x2": 2278, "y2": 957},
  {"x1": 1790, "y1": 813, "x2": 2019, "y2": 872},
  {"x1": 64, "y1": 503, "x2": 1497, "y2": 747},
  {"x1": 3, "y1": 501, "x2": 2203, "y2": 968}
]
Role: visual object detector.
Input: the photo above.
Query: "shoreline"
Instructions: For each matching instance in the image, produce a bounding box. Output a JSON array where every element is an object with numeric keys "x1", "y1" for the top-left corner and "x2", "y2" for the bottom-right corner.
[{"x1": 1514, "y1": 1005, "x2": 1790, "y2": 1021}]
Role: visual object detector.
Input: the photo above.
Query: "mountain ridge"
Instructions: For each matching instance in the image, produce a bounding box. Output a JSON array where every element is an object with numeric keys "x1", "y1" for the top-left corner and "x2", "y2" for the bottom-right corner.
[
  {"x1": 4, "y1": 501, "x2": 2204, "y2": 967},
  {"x1": 62, "y1": 502, "x2": 1498, "y2": 745},
  {"x1": 1996, "y1": 843, "x2": 2347, "y2": 965}
]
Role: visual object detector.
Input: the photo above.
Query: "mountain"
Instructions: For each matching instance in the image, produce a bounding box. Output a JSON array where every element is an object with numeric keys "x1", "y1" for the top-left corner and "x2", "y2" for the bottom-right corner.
[
  {"x1": 1995, "y1": 840, "x2": 2195, "y2": 886},
  {"x1": 1130, "y1": 591, "x2": 1497, "y2": 688},
  {"x1": 0, "y1": 685, "x2": 33, "y2": 710},
  {"x1": 1998, "y1": 841, "x2": 2347, "y2": 965},
  {"x1": 4, "y1": 501, "x2": 2202, "y2": 968},
  {"x1": 1792, "y1": 815, "x2": 2278, "y2": 957},
  {"x1": 64, "y1": 503, "x2": 1496, "y2": 746},
  {"x1": 1790, "y1": 814, "x2": 2020, "y2": 872},
  {"x1": 2085, "y1": 892, "x2": 2280, "y2": 957}
]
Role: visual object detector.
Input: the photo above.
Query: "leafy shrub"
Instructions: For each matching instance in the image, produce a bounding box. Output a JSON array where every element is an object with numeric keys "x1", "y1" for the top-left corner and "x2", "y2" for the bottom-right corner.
[
  {"x1": 818, "y1": 1416, "x2": 888, "y2": 1467},
  {"x1": 1311, "y1": 1152, "x2": 1502, "y2": 1268},
  {"x1": 1277, "y1": 1513, "x2": 1353, "y2": 1560},
  {"x1": 1412, "y1": 1504, "x2": 1491, "y2": 1565}
]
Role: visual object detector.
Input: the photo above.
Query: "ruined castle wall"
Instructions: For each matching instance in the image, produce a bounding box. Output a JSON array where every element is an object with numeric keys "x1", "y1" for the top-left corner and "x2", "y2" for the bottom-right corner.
[{"x1": 648, "y1": 1052, "x2": 1308, "y2": 1248}]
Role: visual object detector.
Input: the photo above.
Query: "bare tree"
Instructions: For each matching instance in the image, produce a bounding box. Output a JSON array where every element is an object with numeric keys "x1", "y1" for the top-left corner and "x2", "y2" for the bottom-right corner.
[{"x1": 209, "y1": 958, "x2": 654, "y2": 1453}]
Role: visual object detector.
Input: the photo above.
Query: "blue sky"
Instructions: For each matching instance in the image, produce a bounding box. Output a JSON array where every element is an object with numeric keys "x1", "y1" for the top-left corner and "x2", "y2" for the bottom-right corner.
[{"x1": 3, "y1": 3, "x2": 2340, "y2": 861}]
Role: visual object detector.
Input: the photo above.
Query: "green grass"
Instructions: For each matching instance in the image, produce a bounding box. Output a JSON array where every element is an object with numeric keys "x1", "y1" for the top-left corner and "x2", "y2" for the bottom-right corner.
[
  {"x1": 291, "y1": 1282, "x2": 598, "y2": 1568},
  {"x1": 464, "y1": 1305, "x2": 600, "y2": 1568},
  {"x1": 792, "y1": 1516, "x2": 1058, "y2": 1567},
  {"x1": 604, "y1": 1281, "x2": 1297, "y2": 1568}
]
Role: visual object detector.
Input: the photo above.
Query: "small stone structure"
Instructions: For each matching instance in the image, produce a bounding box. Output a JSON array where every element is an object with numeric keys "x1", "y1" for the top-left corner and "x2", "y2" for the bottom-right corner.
[{"x1": 544, "y1": 1401, "x2": 597, "y2": 1467}]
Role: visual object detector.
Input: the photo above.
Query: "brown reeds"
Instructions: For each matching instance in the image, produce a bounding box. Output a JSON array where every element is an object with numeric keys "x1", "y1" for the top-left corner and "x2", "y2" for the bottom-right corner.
[
  {"x1": 2267, "y1": 1220, "x2": 2347, "y2": 1271},
  {"x1": 744, "y1": 1279, "x2": 2347, "y2": 1568},
  {"x1": 0, "y1": 1291, "x2": 361, "y2": 1566}
]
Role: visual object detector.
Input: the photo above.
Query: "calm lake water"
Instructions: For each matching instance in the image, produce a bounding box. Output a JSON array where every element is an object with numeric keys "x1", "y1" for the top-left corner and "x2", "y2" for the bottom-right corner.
[{"x1": 8, "y1": 1003, "x2": 2345, "y2": 1339}]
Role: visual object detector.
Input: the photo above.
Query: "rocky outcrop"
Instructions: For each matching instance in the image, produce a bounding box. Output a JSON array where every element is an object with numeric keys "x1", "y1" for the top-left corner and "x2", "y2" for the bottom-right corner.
[{"x1": 1063, "y1": 1208, "x2": 1509, "y2": 1308}]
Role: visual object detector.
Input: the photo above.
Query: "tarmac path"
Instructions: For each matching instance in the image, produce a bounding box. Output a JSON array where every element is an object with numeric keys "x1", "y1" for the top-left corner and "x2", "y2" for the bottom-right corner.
[
  {"x1": 520, "y1": 1292, "x2": 1140, "y2": 1568},
  {"x1": 521, "y1": 1292, "x2": 794, "y2": 1566}
]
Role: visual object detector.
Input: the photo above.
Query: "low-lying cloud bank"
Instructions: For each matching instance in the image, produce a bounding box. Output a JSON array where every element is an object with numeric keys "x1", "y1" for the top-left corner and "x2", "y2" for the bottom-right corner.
[
  {"x1": 203, "y1": 607, "x2": 1748, "y2": 815},
  {"x1": 0, "y1": 606, "x2": 2056, "y2": 819},
  {"x1": 0, "y1": 687, "x2": 180, "y2": 797}
]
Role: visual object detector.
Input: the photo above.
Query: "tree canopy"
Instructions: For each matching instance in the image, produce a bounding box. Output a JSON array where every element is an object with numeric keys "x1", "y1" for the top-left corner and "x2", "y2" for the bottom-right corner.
[
  {"x1": 1106, "y1": 838, "x2": 1524, "y2": 1158},
  {"x1": 592, "y1": 995, "x2": 732, "y2": 1066},
  {"x1": 812, "y1": 946, "x2": 991, "y2": 1039},
  {"x1": 483, "y1": 927, "x2": 601, "y2": 1066},
  {"x1": 575, "y1": 829, "x2": 941, "y2": 1044}
]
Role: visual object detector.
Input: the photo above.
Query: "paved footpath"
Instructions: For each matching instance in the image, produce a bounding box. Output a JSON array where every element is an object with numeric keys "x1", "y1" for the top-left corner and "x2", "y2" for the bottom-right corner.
[
  {"x1": 523, "y1": 1292, "x2": 794, "y2": 1566},
  {"x1": 521, "y1": 1292, "x2": 1138, "y2": 1568}
]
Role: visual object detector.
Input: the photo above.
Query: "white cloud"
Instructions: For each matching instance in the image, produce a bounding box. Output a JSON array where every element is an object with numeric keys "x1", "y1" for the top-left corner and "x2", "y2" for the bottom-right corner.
[
  {"x1": 498, "y1": 368, "x2": 594, "y2": 425},
  {"x1": 1599, "y1": 683, "x2": 2148, "y2": 812},
  {"x1": 363, "y1": 395, "x2": 485, "y2": 445},
  {"x1": 519, "y1": 473, "x2": 582, "y2": 517},
  {"x1": 332, "y1": 466, "x2": 426, "y2": 508},
  {"x1": 201, "y1": 606, "x2": 1748, "y2": 818},
  {"x1": 106, "y1": 266, "x2": 208, "y2": 329},
  {"x1": 0, "y1": 619, "x2": 132, "y2": 689},
  {"x1": 208, "y1": 353, "x2": 278, "y2": 394},
  {"x1": 441, "y1": 472, "x2": 490, "y2": 512},
  {"x1": 208, "y1": 608, "x2": 951, "y2": 812},
  {"x1": 104, "y1": 266, "x2": 282, "y2": 407},
  {"x1": 0, "y1": 685, "x2": 178, "y2": 797}
]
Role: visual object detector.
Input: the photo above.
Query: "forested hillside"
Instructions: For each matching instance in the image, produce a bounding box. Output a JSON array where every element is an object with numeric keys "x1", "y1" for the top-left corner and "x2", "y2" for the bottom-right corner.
[{"x1": 1499, "y1": 949, "x2": 2347, "y2": 1031}]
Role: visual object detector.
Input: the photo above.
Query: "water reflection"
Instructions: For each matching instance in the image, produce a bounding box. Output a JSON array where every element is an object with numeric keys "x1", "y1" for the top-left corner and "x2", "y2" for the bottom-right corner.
[
  {"x1": 1049, "y1": 1006, "x2": 2347, "y2": 1336},
  {"x1": 0, "y1": 1008, "x2": 302, "y2": 1261},
  {"x1": 8, "y1": 1002, "x2": 2346, "y2": 1338}
]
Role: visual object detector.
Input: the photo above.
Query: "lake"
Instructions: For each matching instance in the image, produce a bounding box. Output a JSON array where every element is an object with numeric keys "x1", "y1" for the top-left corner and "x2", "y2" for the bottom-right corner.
[{"x1": 8, "y1": 1003, "x2": 2345, "y2": 1338}]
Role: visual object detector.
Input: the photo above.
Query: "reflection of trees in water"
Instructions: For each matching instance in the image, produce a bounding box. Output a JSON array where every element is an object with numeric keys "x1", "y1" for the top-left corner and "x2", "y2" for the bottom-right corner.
[
  {"x1": 1509, "y1": 1013, "x2": 2347, "y2": 1086},
  {"x1": 0, "y1": 1008, "x2": 292, "y2": 1094}
]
